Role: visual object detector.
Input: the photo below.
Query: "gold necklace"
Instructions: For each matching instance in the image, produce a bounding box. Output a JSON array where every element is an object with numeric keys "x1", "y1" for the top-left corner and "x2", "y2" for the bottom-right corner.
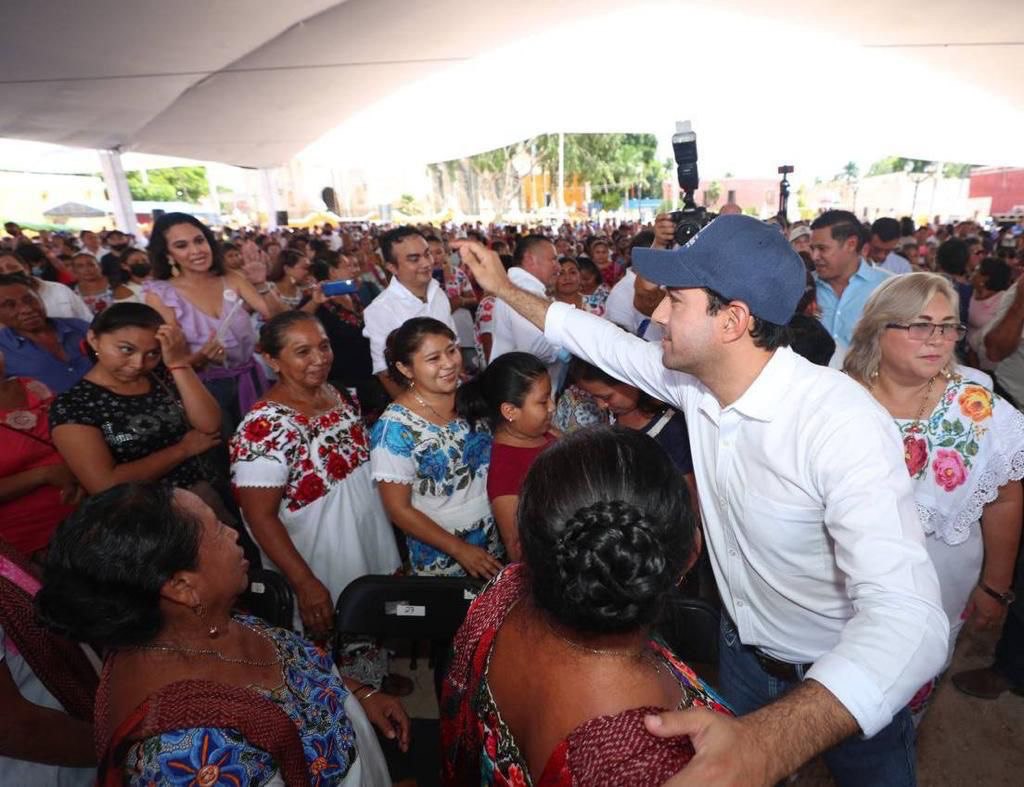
[
  {"x1": 906, "y1": 375, "x2": 937, "y2": 435},
  {"x1": 133, "y1": 620, "x2": 280, "y2": 668},
  {"x1": 409, "y1": 387, "x2": 451, "y2": 423}
]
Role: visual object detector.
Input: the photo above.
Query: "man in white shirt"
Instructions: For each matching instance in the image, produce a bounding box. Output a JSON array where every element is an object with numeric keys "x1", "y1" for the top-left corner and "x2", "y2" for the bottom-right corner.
[
  {"x1": 455, "y1": 215, "x2": 947, "y2": 787},
  {"x1": 362, "y1": 226, "x2": 454, "y2": 399},
  {"x1": 489, "y1": 235, "x2": 564, "y2": 384}
]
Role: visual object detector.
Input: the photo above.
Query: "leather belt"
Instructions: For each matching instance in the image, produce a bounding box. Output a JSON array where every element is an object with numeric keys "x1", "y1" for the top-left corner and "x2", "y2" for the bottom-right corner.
[{"x1": 753, "y1": 648, "x2": 812, "y2": 682}]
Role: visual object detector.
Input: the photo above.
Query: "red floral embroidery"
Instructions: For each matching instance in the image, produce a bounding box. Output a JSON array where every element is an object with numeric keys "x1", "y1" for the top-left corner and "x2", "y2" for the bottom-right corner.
[
  {"x1": 904, "y1": 435, "x2": 928, "y2": 477},
  {"x1": 326, "y1": 451, "x2": 351, "y2": 481},
  {"x1": 294, "y1": 473, "x2": 326, "y2": 504},
  {"x1": 244, "y1": 416, "x2": 273, "y2": 442}
]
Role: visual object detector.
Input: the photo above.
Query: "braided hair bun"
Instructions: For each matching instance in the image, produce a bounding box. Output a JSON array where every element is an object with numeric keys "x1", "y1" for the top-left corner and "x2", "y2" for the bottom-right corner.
[{"x1": 519, "y1": 425, "x2": 696, "y2": 633}]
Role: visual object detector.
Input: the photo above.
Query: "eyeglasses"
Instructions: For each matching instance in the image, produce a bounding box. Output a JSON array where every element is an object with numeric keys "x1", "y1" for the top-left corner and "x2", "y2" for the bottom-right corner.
[{"x1": 885, "y1": 322, "x2": 967, "y2": 341}]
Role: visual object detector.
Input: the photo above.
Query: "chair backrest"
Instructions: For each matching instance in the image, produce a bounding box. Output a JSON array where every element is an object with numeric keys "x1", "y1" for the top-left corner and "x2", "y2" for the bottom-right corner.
[
  {"x1": 654, "y1": 593, "x2": 721, "y2": 667},
  {"x1": 334, "y1": 574, "x2": 483, "y2": 642},
  {"x1": 238, "y1": 567, "x2": 295, "y2": 630}
]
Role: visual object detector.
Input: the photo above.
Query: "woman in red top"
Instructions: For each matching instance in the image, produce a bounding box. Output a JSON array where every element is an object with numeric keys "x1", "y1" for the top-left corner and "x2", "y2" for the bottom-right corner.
[
  {"x1": 457, "y1": 352, "x2": 556, "y2": 560},
  {"x1": 0, "y1": 350, "x2": 81, "y2": 557}
]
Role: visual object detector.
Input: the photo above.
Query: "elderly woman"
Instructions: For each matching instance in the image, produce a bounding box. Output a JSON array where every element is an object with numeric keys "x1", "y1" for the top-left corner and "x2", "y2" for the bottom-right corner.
[
  {"x1": 0, "y1": 273, "x2": 91, "y2": 394},
  {"x1": 69, "y1": 253, "x2": 136, "y2": 314},
  {"x1": 844, "y1": 272, "x2": 1024, "y2": 722},
  {"x1": 0, "y1": 250, "x2": 93, "y2": 321},
  {"x1": 143, "y1": 213, "x2": 277, "y2": 434},
  {"x1": 36, "y1": 483, "x2": 407, "y2": 786},
  {"x1": 231, "y1": 312, "x2": 401, "y2": 642},
  {"x1": 441, "y1": 427, "x2": 730, "y2": 785}
]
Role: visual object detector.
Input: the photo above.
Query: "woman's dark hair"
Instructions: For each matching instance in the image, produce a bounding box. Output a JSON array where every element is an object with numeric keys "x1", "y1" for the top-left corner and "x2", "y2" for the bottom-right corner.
[
  {"x1": 519, "y1": 426, "x2": 695, "y2": 634},
  {"x1": 576, "y1": 257, "x2": 601, "y2": 282},
  {"x1": 269, "y1": 247, "x2": 307, "y2": 283},
  {"x1": 35, "y1": 483, "x2": 203, "y2": 648},
  {"x1": 979, "y1": 257, "x2": 1012, "y2": 292},
  {"x1": 568, "y1": 357, "x2": 664, "y2": 416},
  {"x1": 456, "y1": 352, "x2": 548, "y2": 428},
  {"x1": 86, "y1": 302, "x2": 165, "y2": 360},
  {"x1": 309, "y1": 259, "x2": 332, "y2": 282},
  {"x1": 258, "y1": 310, "x2": 322, "y2": 357},
  {"x1": 384, "y1": 317, "x2": 456, "y2": 386},
  {"x1": 149, "y1": 213, "x2": 224, "y2": 279}
]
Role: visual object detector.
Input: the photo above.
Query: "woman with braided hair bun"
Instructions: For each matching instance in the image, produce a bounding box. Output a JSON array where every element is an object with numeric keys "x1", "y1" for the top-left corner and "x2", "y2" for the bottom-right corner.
[{"x1": 441, "y1": 426, "x2": 730, "y2": 786}]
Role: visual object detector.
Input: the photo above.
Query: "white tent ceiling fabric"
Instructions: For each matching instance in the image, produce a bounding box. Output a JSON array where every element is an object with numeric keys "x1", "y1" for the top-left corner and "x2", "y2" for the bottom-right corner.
[{"x1": 1, "y1": 0, "x2": 1022, "y2": 172}]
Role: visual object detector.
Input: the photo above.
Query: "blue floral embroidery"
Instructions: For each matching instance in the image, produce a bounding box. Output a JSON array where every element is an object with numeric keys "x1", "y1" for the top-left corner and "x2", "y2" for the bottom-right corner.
[
  {"x1": 463, "y1": 429, "x2": 492, "y2": 474},
  {"x1": 126, "y1": 617, "x2": 357, "y2": 787},
  {"x1": 371, "y1": 419, "x2": 416, "y2": 457},
  {"x1": 420, "y1": 444, "x2": 451, "y2": 483},
  {"x1": 159, "y1": 729, "x2": 247, "y2": 786}
]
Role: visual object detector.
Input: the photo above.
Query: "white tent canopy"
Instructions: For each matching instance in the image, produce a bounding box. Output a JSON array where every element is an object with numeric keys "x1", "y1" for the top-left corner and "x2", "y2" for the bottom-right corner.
[{"x1": 2, "y1": 0, "x2": 1023, "y2": 175}]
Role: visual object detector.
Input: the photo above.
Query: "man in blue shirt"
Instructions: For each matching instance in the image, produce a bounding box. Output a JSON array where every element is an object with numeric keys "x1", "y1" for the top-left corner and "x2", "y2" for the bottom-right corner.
[
  {"x1": 0, "y1": 273, "x2": 91, "y2": 393},
  {"x1": 810, "y1": 211, "x2": 890, "y2": 350}
]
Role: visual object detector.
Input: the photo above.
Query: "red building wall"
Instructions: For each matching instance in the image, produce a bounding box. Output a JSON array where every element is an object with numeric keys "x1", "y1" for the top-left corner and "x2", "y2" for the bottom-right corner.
[{"x1": 969, "y1": 168, "x2": 1024, "y2": 214}]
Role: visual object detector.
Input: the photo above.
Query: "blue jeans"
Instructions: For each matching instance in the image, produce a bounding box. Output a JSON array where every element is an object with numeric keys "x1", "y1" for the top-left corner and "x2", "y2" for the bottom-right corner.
[{"x1": 718, "y1": 617, "x2": 917, "y2": 787}]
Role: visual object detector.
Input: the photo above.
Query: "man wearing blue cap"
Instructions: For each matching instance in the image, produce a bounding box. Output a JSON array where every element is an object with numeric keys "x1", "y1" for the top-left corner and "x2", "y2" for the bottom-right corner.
[{"x1": 455, "y1": 214, "x2": 948, "y2": 787}]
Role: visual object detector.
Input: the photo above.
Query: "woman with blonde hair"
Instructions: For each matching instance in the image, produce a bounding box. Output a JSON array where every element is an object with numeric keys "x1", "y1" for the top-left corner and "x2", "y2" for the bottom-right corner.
[{"x1": 844, "y1": 272, "x2": 1024, "y2": 722}]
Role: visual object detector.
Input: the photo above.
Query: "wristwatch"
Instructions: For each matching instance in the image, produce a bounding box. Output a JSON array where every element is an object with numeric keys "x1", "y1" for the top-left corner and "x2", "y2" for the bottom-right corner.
[{"x1": 980, "y1": 582, "x2": 1016, "y2": 606}]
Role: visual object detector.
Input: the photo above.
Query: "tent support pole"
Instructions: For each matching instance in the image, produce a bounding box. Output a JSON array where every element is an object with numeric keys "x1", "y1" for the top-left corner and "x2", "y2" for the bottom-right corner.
[
  {"x1": 260, "y1": 169, "x2": 279, "y2": 230},
  {"x1": 98, "y1": 149, "x2": 138, "y2": 236}
]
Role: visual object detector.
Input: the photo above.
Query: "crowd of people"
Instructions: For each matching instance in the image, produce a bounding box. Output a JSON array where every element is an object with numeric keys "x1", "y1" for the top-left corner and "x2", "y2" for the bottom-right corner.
[{"x1": 1, "y1": 204, "x2": 1023, "y2": 785}]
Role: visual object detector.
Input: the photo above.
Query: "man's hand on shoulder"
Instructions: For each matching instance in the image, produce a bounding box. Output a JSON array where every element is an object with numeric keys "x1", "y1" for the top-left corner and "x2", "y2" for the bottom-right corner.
[{"x1": 645, "y1": 709, "x2": 773, "y2": 787}]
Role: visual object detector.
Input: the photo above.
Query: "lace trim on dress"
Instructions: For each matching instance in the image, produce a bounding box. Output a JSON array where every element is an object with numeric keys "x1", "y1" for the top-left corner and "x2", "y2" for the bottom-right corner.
[
  {"x1": 918, "y1": 405, "x2": 1024, "y2": 546},
  {"x1": 371, "y1": 472, "x2": 416, "y2": 485}
]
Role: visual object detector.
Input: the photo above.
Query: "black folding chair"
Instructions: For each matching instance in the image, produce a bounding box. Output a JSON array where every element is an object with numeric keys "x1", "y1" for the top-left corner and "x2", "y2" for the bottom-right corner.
[
  {"x1": 334, "y1": 574, "x2": 482, "y2": 642},
  {"x1": 334, "y1": 575, "x2": 483, "y2": 787},
  {"x1": 654, "y1": 592, "x2": 721, "y2": 669}
]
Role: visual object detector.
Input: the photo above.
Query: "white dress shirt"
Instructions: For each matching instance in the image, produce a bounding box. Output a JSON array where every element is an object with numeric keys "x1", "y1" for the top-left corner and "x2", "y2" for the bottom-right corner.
[
  {"x1": 604, "y1": 269, "x2": 663, "y2": 341},
  {"x1": 491, "y1": 267, "x2": 566, "y2": 381},
  {"x1": 362, "y1": 276, "x2": 454, "y2": 374},
  {"x1": 35, "y1": 279, "x2": 93, "y2": 321},
  {"x1": 543, "y1": 301, "x2": 948, "y2": 736}
]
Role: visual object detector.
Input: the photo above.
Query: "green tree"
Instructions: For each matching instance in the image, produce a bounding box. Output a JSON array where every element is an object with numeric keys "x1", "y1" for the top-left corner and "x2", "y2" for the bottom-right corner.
[
  {"x1": 534, "y1": 133, "x2": 666, "y2": 208},
  {"x1": 126, "y1": 166, "x2": 209, "y2": 202},
  {"x1": 394, "y1": 194, "x2": 424, "y2": 217},
  {"x1": 942, "y1": 163, "x2": 974, "y2": 179},
  {"x1": 703, "y1": 181, "x2": 722, "y2": 208},
  {"x1": 837, "y1": 161, "x2": 859, "y2": 182}
]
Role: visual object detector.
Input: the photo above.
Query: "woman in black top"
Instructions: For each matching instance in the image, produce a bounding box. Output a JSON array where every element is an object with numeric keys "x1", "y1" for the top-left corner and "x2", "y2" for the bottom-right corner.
[{"x1": 49, "y1": 304, "x2": 222, "y2": 494}]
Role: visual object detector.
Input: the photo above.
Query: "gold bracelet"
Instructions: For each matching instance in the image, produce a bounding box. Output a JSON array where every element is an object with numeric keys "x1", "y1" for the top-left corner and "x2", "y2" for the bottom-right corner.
[{"x1": 356, "y1": 687, "x2": 379, "y2": 702}]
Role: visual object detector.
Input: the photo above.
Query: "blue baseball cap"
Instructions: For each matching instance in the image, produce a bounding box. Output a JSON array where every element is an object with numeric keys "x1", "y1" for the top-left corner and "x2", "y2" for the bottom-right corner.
[{"x1": 632, "y1": 215, "x2": 806, "y2": 325}]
